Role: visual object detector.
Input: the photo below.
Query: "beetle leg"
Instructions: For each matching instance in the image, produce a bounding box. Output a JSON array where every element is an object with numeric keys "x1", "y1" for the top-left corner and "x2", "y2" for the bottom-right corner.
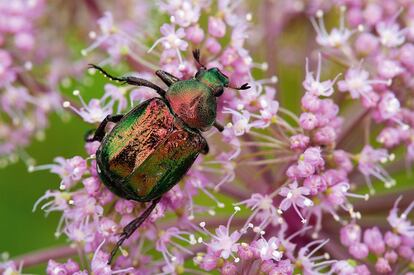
[
  {"x1": 108, "y1": 197, "x2": 162, "y2": 265},
  {"x1": 86, "y1": 114, "x2": 124, "y2": 142},
  {"x1": 155, "y1": 70, "x2": 180, "y2": 86},
  {"x1": 84, "y1": 129, "x2": 96, "y2": 141},
  {"x1": 201, "y1": 141, "x2": 209, "y2": 155},
  {"x1": 213, "y1": 121, "x2": 224, "y2": 132},
  {"x1": 89, "y1": 64, "x2": 167, "y2": 98}
]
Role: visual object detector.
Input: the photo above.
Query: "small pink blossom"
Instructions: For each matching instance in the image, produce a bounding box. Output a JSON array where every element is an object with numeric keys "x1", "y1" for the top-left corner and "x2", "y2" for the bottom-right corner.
[
  {"x1": 338, "y1": 67, "x2": 390, "y2": 101},
  {"x1": 311, "y1": 9, "x2": 353, "y2": 48},
  {"x1": 279, "y1": 181, "x2": 313, "y2": 223},
  {"x1": 303, "y1": 53, "x2": 339, "y2": 97},
  {"x1": 208, "y1": 17, "x2": 226, "y2": 38},
  {"x1": 376, "y1": 21, "x2": 406, "y2": 48},
  {"x1": 387, "y1": 196, "x2": 414, "y2": 238},
  {"x1": 358, "y1": 145, "x2": 396, "y2": 192},
  {"x1": 364, "y1": 227, "x2": 385, "y2": 255},
  {"x1": 299, "y1": 112, "x2": 318, "y2": 130}
]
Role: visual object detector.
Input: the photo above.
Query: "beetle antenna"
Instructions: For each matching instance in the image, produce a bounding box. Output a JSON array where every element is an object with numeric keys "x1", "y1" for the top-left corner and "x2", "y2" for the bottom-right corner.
[
  {"x1": 193, "y1": 49, "x2": 206, "y2": 70},
  {"x1": 229, "y1": 83, "x2": 251, "y2": 90},
  {"x1": 88, "y1": 64, "x2": 127, "y2": 84}
]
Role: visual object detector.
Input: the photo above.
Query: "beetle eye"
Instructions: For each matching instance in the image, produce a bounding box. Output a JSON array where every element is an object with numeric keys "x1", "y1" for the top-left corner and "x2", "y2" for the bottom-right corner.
[{"x1": 214, "y1": 87, "x2": 224, "y2": 97}]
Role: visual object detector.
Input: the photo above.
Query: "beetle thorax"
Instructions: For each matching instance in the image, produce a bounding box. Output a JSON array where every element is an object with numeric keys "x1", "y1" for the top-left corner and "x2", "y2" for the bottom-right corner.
[{"x1": 166, "y1": 79, "x2": 217, "y2": 131}]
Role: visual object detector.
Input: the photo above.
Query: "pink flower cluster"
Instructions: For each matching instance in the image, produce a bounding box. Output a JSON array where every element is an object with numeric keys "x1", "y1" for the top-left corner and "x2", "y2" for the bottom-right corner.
[
  {"x1": 0, "y1": 0, "x2": 62, "y2": 165},
  {"x1": 339, "y1": 197, "x2": 414, "y2": 274}
]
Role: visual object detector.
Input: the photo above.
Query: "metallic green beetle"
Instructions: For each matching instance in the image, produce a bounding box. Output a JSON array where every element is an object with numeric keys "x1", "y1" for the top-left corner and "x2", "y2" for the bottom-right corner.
[{"x1": 87, "y1": 50, "x2": 250, "y2": 264}]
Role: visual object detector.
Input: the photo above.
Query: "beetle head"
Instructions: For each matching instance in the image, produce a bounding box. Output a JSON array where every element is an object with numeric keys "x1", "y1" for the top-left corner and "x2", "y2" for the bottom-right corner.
[
  {"x1": 193, "y1": 49, "x2": 250, "y2": 96},
  {"x1": 195, "y1": 67, "x2": 229, "y2": 97}
]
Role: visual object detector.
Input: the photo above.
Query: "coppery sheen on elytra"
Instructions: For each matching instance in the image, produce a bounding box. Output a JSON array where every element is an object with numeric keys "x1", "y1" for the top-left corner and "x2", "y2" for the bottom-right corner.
[{"x1": 97, "y1": 98, "x2": 207, "y2": 202}]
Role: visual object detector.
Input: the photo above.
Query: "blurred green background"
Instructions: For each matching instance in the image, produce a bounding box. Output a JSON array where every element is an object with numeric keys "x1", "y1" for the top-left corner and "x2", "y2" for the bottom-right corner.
[{"x1": 0, "y1": 113, "x2": 89, "y2": 273}]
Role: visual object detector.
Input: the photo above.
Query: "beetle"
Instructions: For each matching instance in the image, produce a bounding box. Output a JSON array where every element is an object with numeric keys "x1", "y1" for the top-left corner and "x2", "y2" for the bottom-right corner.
[{"x1": 86, "y1": 49, "x2": 250, "y2": 264}]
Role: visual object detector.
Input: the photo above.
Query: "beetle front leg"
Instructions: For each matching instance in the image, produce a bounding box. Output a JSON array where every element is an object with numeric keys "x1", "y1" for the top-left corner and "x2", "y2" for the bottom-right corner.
[
  {"x1": 86, "y1": 114, "x2": 124, "y2": 142},
  {"x1": 108, "y1": 197, "x2": 161, "y2": 265},
  {"x1": 89, "y1": 64, "x2": 167, "y2": 98},
  {"x1": 213, "y1": 121, "x2": 224, "y2": 132},
  {"x1": 155, "y1": 70, "x2": 180, "y2": 86},
  {"x1": 201, "y1": 142, "x2": 209, "y2": 154}
]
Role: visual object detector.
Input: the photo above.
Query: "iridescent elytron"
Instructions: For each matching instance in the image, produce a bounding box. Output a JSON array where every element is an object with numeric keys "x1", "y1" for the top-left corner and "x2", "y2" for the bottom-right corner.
[
  {"x1": 87, "y1": 49, "x2": 250, "y2": 264},
  {"x1": 97, "y1": 98, "x2": 207, "y2": 201}
]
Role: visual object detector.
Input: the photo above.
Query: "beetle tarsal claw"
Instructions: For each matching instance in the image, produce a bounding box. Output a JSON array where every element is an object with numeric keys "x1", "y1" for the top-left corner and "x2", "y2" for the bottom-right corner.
[
  {"x1": 238, "y1": 83, "x2": 251, "y2": 90},
  {"x1": 228, "y1": 83, "x2": 251, "y2": 91}
]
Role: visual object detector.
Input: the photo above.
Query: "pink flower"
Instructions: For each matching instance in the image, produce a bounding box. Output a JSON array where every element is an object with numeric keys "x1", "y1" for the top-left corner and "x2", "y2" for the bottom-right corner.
[
  {"x1": 296, "y1": 239, "x2": 335, "y2": 273},
  {"x1": 384, "y1": 231, "x2": 401, "y2": 248},
  {"x1": 160, "y1": 0, "x2": 201, "y2": 27},
  {"x1": 333, "y1": 150, "x2": 353, "y2": 172},
  {"x1": 299, "y1": 112, "x2": 318, "y2": 130},
  {"x1": 340, "y1": 223, "x2": 362, "y2": 246},
  {"x1": 47, "y1": 259, "x2": 81, "y2": 275},
  {"x1": 208, "y1": 17, "x2": 226, "y2": 38},
  {"x1": 375, "y1": 257, "x2": 391, "y2": 274},
  {"x1": 326, "y1": 181, "x2": 350, "y2": 206},
  {"x1": 200, "y1": 208, "x2": 242, "y2": 260},
  {"x1": 304, "y1": 175, "x2": 327, "y2": 195},
  {"x1": 205, "y1": 37, "x2": 221, "y2": 54},
  {"x1": 90, "y1": 241, "x2": 133, "y2": 274},
  {"x1": 313, "y1": 126, "x2": 337, "y2": 145},
  {"x1": 1, "y1": 86, "x2": 32, "y2": 115},
  {"x1": 235, "y1": 193, "x2": 279, "y2": 231},
  {"x1": 0, "y1": 49, "x2": 15, "y2": 85},
  {"x1": 301, "y1": 92, "x2": 321, "y2": 112},
  {"x1": 377, "y1": 127, "x2": 400, "y2": 147},
  {"x1": 311, "y1": 9, "x2": 353, "y2": 48},
  {"x1": 355, "y1": 32, "x2": 379, "y2": 56},
  {"x1": 279, "y1": 181, "x2": 313, "y2": 223},
  {"x1": 303, "y1": 146, "x2": 324, "y2": 168},
  {"x1": 209, "y1": 225, "x2": 241, "y2": 259},
  {"x1": 376, "y1": 21, "x2": 406, "y2": 48},
  {"x1": 349, "y1": 243, "x2": 369, "y2": 259},
  {"x1": 363, "y1": 227, "x2": 385, "y2": 255},
  {"x1": 377, "y1": 92, "x2": 401, "y2": 120},
  {"x1": 221, "y1": 262, "x2": 237, "y2": 275},
  {"x1": 303, "y1": 53, "x2": 339, "y2": 97},
  {"x1": 197, "y1": 251, "x2": 219, "y2": 271},
  {"x1": 358, "y1": 145, "x2": 396, "y2": 193},
  {"x1": 338, "y1": 67, "x2": 390, "y2": 101},
  {"x1": 290, "y1": 134, "x2": 310, "y2": 151},
  {"x1": 29, "y1": 156, "x2": 87, "y2": 190},
  {"x1": 253, "y1": 237, "x2": 283, "y2": 261},
  {"x1": 63, "y1": 93, "x2": 113, "y2": 124},
  {"x1": 185, "y1": 24, "x2": 204, "y2": 44},
  {"x1": 355, "y1": 264, "x2": 371, "y2": 275},
  {"x1": 237, "y1": 243, "x2": 254, "y2": 260},
  {"x1": 147, "y1": 23, "x2": 188, "y2": 65},
  {"x1": 377, "y1": 59, "x2": 403, "y2": 79},
  {"x1": 224, "y1": 108, "x2": 265, "y2": 136},
  {"x1": 332, "y1": 260, "x2": 356, "y2": 275},
  {"x1": 257, "y1": 87, "x2": 279, "y2": 125},
  {"x1": 286, "y1": 162, "x2": 314, "y2": 179},
  {"x1": 387, "y1": 196, "x2": 414, "y2": 238}
]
